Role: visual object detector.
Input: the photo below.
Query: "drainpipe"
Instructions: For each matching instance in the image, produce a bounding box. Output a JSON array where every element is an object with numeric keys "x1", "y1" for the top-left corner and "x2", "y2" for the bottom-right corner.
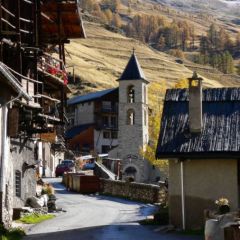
[{"x1": 180, "y1": 160, "x2": 186, "y2": 230}]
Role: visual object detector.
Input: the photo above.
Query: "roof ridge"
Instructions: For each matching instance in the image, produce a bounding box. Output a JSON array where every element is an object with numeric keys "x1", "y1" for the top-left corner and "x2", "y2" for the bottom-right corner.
[{"x1": 67, "y1": 87, "x2": 118, "y2": 105}]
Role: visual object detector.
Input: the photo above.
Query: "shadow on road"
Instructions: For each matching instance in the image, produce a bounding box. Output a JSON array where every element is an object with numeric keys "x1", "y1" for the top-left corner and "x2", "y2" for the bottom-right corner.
[{"x1": 24, "y1": 224, "x2": 203, "y2": 240}]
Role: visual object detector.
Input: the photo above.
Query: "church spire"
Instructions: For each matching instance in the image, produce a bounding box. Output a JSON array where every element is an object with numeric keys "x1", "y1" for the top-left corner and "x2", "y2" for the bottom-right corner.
[{"x1": 118, "y1": 50, "x2": 148, "y2": 82}]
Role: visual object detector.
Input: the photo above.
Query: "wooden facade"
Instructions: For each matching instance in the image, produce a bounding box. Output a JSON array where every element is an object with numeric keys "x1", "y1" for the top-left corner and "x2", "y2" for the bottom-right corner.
[{"x1": 0, "y1": 0, "x2": 85, "y2": 136}]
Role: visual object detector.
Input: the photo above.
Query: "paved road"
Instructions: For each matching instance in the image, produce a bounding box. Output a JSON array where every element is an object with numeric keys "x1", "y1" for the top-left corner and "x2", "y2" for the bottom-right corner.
[{"x1": 24, "y1": 178, "x2": 202, "y2": 240}]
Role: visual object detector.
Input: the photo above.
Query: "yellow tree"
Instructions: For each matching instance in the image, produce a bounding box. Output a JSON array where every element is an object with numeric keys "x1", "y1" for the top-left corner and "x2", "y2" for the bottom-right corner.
[
  {"x1": 104, "y1": 9, "x2": 113, "y2": 23},
  {"x1": 112, "y1": 13, "x2": 122, "y2": 28},
  {"x1": 140, "y1": 82, "x2": 168, "y2": 174},
  {"x1": 140, "y1": 78, "x2": 190, "y2": 175},
  {"x1": 174, "y1": 78, "x2": 189, "y2": 88}
]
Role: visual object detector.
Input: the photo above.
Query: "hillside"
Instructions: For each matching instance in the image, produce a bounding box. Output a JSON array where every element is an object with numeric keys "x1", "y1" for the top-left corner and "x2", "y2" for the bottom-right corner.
[{"x1": 66, "y1": 20, "x2": 240, "y2": 100}]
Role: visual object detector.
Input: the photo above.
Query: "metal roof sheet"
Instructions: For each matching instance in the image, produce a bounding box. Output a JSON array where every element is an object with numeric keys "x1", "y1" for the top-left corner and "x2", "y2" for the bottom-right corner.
[{"x1": 67, "y1": 88, "x2": 118, "y2": 105}]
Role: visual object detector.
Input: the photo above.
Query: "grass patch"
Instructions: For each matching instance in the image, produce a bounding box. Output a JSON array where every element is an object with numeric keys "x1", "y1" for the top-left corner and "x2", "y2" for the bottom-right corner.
[
  {"x1": 18, "y1": 213, "x2": 55, "y2": 224},
  {"x1": 0, "y1": 225, "x2": 25, "y2": 240}
]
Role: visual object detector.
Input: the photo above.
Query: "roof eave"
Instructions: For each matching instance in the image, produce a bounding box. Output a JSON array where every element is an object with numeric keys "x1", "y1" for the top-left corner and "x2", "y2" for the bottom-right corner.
[
  {"x1": 117, "y1": 77, "x2": 149, "y2": 84},
  {"x1": 0, "y1": 62, "x2": 32, "y2": 101},
  {"x1": 156, "y1": 151, "x2": 240, "y2": 160}
]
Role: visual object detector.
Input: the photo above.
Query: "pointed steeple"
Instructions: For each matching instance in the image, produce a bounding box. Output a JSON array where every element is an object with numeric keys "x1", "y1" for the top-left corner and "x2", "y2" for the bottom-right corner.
[{"x1": 118, "y1": 49, "x2": 148, "y2": 82}]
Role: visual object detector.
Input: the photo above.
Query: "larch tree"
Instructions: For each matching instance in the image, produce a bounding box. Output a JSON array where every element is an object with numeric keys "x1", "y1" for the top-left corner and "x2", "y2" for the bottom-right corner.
[{"x1": 140, "y1": 82, "x2": 168, "y2": 174}]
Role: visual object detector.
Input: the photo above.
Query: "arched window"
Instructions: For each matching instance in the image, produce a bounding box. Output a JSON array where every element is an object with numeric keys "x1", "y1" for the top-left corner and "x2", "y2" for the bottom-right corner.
[
  {"x1": 127, "y1": 85, "x2": 135, "y2": 103},
  {"x1": 127, "y1": 109, "x2": 135, "y2": 125}
]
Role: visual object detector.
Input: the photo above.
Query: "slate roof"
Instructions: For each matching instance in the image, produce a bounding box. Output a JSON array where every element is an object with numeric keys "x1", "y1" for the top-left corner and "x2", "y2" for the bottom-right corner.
[
  {"x1": 118, "y1": 52, "x2": 147, "y2": 82},
  {"x1": 156, "y1": 88, "x2": 240, "y2": 159},
  {"x1": 65, "y1": 123, "x2": 93, "y2": 139},
  {"x1": 67, "y1": 88, "x2": 118, "y2": 105}
]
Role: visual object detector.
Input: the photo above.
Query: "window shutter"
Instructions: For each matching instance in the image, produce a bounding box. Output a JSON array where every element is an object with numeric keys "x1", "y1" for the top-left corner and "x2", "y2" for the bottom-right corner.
[{"x1": 8, "y1": 107, "x2": 19, "y2": 137}]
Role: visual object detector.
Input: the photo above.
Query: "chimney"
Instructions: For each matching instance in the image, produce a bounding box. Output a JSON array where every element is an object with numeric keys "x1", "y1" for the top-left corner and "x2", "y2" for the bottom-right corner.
[{"x1": 188, "y1": 72, "x2": 203, "y2": 133}]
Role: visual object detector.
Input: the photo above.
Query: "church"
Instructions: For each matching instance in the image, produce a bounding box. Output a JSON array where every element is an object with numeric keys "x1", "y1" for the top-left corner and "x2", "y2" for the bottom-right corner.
[{"x1": 67, "y1": 50, "x2": 157, "y2": 183}]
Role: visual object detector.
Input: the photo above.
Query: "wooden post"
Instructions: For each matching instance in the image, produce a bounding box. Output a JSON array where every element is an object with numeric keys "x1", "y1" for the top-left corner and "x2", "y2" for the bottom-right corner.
[
  {"x1": 62, "y1": 44, "x2": 66, "y2": 65},
  {"x1": 0, "y1": 0, "x2": 2, "y2": 36},
  {"x1": 0, "y1": 0, "x2": 2, "y2": 62},
  {"x1": 15, "y1": 0, "x2": 22, "y2": 75},
  {"x1": 36, "y1": 0, "x2": 41, "y2": 46}
]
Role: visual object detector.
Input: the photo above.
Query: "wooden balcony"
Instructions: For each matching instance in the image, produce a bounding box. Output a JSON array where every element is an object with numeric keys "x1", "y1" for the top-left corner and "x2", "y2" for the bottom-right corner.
[{"x1": 37, "y1": 53, "x2": 70, "y2": 87}]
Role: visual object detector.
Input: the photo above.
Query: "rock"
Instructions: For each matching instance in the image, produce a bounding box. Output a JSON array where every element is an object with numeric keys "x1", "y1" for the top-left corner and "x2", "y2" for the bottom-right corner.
[
  {"x1": 41, "y1": 194, "x2": 49, "y2": 207},
  {"x1": 36, "y1": 185, "x2": 43, "y2": 197},
  {"x1": 48, "y1": 194, "x2": 57, "y2": 212},
  {"x1": 26, "y1": 196, "x2": 44, "y2": 208}
]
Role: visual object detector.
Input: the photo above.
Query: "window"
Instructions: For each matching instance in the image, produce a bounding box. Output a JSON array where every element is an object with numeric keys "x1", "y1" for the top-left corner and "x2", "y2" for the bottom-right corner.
[
  {"x1": 111, "y1": 132, "x2": 118, "y2": 139},
  {"x1": 111, "y1": 116, "x2": 117, "y2": 128},
  {"x1": 127, "y1": 109, "x2": 135, "y2": 125},
  {"x1": 102, "y1": 101, "x2": 111, "y2": 110},
  {"x1": 15, "y1": 170, "x2": 21, "y2": 198},
  {"x1": 103, "y1": 116, "x2": 109, "y2": 127},
  {"x1": 103, "y1": 131, "x2": 110, "y2": 139},
  {"x1": 102, "y1": 145, "x2": 111, "y2": 153},
  {"x1": 128, "y1": 85, "x2": 135, "y2": 103}
]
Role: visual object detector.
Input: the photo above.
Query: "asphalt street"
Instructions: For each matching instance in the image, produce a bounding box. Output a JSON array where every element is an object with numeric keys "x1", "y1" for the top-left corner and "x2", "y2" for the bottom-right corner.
[{"x1": 24, "y1": 178, "x2": 203, "y2": 240}]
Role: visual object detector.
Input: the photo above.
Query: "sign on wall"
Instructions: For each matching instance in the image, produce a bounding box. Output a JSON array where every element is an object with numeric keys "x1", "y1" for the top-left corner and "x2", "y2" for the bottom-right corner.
[{"x1": 40, "y1": 131, "x2": 56, "y2": 143}]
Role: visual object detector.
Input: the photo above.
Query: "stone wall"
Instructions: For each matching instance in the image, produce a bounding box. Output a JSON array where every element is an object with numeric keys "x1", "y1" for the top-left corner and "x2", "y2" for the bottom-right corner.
[
  {"x1": 10, "y1": 138, "x2": 37, "y2": 210},
  {"x1": 63, "y1": 173, "x2": 167, "y2": 204},
  {"x1": 100, "y1": 179, "x2": 167, "y2": 204}
]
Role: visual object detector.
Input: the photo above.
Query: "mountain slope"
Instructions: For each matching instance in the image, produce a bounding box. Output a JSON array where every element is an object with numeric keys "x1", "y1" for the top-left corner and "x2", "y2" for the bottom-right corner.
[{"x1": 66, "y1": 21, "x2": 230, "y2": 97}]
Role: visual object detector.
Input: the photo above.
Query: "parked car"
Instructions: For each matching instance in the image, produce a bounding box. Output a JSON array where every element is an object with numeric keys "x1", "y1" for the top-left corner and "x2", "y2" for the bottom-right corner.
[
  {"x1": 55, "y1": 164, "x2": 72, "y2": 177},
  {"x1": 82, "y1": 162, "x2": 95, "y2": 170},
  {"x1": 61, "y1": 159, "x2": 74, "y2": 167}
]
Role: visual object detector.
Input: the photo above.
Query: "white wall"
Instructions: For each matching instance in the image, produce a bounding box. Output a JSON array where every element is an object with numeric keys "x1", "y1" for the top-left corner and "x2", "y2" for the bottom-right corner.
[
  {"x1": 74, "y1": 102, "x2": 94, "y2": 125},
  {"x1": 94, "y1": 130, "x2": 118, "y2": 154}
]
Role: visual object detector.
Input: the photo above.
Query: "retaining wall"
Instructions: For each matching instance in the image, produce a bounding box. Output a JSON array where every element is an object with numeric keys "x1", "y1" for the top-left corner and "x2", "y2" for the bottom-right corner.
[
  {"x1": 63, "y1": 173, "x2": 167, "y2": 204},
  {"x1": 100, "y1": 179, "x2": 167, "y2": 204}
]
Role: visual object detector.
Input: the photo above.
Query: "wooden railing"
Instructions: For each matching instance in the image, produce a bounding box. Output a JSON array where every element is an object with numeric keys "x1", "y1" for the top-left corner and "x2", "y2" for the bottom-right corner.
[
  {"x1": 0, "y1": 0, "x2": 34, "y2": 40},
  {"x1": 38, "y1": 53, "x2": 68, "y2": 85}
]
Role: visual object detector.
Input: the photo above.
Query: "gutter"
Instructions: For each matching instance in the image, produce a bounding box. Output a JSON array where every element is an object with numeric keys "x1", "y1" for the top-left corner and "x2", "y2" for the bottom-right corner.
[{"x1": 180, "y1": 160, "x2": 186, "y2": 230}]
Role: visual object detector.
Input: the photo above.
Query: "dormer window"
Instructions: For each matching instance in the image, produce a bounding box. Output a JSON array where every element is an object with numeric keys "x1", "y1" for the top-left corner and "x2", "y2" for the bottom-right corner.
[
  {"x1": 128, "y1": 85, "x2": 135, "y2": 103},
  {"x1": 127, "y1": 109, "x2": 135, "y2": 125}
]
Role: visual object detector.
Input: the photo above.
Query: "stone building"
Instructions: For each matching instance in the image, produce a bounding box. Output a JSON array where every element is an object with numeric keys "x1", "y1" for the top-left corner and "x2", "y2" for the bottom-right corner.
[
  {"x1": 109, "y1": 51, "x2": 154, "y2": 183},
  {"x1": 0, "y1": 68, "x2": 34, "y2": 227},
  {"x1": 67, "y1": 52, "x2": 159, "y2": 183},
  {"x1": 66, "y1": 88, "x2": 119, "y2": 155},
  {"x1": 156, "y1": 73, "x2": 240, "y2": 229},
  {"x1": 0, "y1": 0, "x2": 85, "y2": 226}
]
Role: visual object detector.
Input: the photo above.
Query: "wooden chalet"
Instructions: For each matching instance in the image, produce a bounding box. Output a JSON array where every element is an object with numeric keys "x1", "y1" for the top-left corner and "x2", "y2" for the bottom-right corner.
[
  {"x1": 0, "y1": 0, "x2": 85, "y2": 136},
  {"x1": 0, "y1": 0, "x2": 85, "y2": 226}
]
